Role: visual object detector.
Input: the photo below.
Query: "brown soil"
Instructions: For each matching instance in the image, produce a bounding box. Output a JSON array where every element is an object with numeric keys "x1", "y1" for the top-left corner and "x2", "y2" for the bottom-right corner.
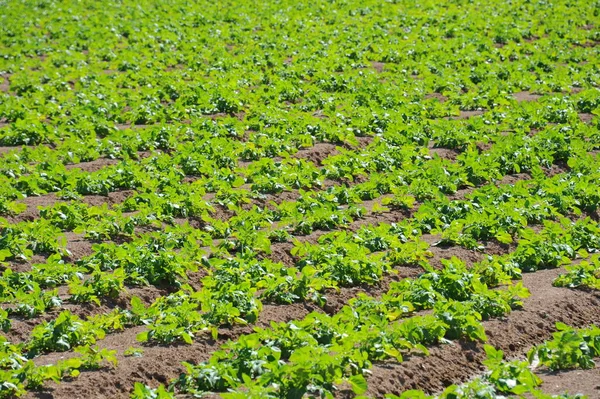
[
  {"x1": 312, "y1": 110, "x2": 328, "y2": 119},
  {"x1": 476, "y1": 141, "x2": 494, "y2": 152},
  {"x1": 429, "y1": 147, "x2": 460, "y2": 161},
  {"x1": 63, "y1": 232, "x2": 95, "y2": 262},
  {"x1": 427, "y1": 244, "x2": 486, "y2": 269},
  {"x1": 267, "y1": 242, "x2": 297, "y2": 267},
  {"x1": 12, "y1": 189, "x2": 135, "y2": 223},
  {"x1": 543, "y1": 163, "x2": 570, "y2": 177},
  {"x1": 254, "y1": 190, "x2": 301, "y2": 209},
  {"x1": 497, "y1": 172, "x2": 531, "y2": 186},
  {"x1": 115, "y1": 124, "x2": 152, "y2": 130},
  {"x1": 579, "y1": 113, "x2": 595, "y2": 124},
  {"x1": 514, "y1": 91, "x2": 542, "y2": 102},
  {"x1": 445, "y1": 110, "x2": 486, "y2": 120},
  {"x1": 3, "y1": 254, "x2": 49, "y2": 273},
  {"x1": 292, "y1": 143, "x2": 339, "y2": 166},
  {"x1": 371, "y1": 61, "x2": 385, "y2": 73},
  {"x1": 574, "y1": 41, "x2": 600, "y2": 49},
  {"x1": 354, "y1": 136, "x2": 375, "y2": 148},
  {"x1": 364, "y1": 267, "x2": 600, "y2": 398},
  {"x1": 458, "y1": 110, "x2": 486, "y2": 119},
  {"x1": 0, "y1": 146, "x2": 21, "y2": 155},
  {"x1": 536, "y1": 364, "x2": 600, "y2": 397},
  {"x1": 424, "y1": 93, "x2": 448, "y2": 103},
  {"x1": 346, "y1": 206, "x2": 414, "y2": 232},
  {"x1": 14, "y1": 194, "x2": 60, "y2": 221},
  {"x1": 80, "y1": 190, "x2": 135, "y2": 207},
  {"x1": 65, "y1": 158, "x2": 119, "y2": 172}
]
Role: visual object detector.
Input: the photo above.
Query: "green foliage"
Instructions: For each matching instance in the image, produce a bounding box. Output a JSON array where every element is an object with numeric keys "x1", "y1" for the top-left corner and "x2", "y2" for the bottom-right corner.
[
  {"x1": 554, "y1": 256, "x2": 600, "y2": 290},
  {"x1": 124, "y1": 347, "x2": 144, "y2": 358},
  {"x1": 130, "y1": 383, "x2": 176, "y2": 399},
  {"x1": 0, "y1": 0, "x2": 599, "y2": 397},
  {"x1": 27, "y1": 311, "x2": 106, "y2": 356},
  {"x1": 528, "y1": 323, "x2": 600, "y2": 371}
]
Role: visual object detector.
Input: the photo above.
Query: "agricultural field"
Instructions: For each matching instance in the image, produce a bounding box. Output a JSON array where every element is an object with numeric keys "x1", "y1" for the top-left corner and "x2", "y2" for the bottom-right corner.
[{"x1": 0, "y1": 0, "x2": 600, "y2": 397}]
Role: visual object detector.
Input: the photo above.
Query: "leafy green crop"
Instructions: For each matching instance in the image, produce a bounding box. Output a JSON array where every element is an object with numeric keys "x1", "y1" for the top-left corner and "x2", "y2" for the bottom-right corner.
[
  {"x1": 554, "y1": 256, "x2": 600, "y2": 290},
  {"x1": 529, "y1": 323, "x2": 600, "y2": 371},
  {"x1": 27, "y1": 311, "x2": 106, "y2": 357},
  {"x1": 0, "y1": 0, "x2": 599, "y2": 396}
]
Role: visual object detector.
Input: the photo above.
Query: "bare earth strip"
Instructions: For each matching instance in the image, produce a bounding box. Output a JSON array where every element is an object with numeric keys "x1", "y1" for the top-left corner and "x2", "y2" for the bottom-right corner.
[{"x1": 536, "y1": 364, "x2": 600, "y2": 397}]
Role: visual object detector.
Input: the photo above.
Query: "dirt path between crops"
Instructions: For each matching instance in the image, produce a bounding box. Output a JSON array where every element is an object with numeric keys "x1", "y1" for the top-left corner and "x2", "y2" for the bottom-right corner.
[{"x1": 536, "y1": 364, "x2": 600, "y2": 397}]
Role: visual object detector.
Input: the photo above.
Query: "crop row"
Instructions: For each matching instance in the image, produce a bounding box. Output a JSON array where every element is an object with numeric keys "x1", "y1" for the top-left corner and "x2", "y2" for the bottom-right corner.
[{"x1": 130, "y1": 221, "x2": 600, "y2": 398}]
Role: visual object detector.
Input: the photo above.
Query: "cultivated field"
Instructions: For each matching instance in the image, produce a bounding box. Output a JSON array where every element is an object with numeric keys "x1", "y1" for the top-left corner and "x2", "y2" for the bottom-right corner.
[{"x1": 1, "y1": 0, "x2": 600, "y2": 398}]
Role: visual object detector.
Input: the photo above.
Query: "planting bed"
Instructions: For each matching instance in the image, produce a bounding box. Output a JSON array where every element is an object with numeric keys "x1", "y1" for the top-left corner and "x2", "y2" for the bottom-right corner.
[{"x1": 1, "y1": 0, "x2": 600, "y2": 398}]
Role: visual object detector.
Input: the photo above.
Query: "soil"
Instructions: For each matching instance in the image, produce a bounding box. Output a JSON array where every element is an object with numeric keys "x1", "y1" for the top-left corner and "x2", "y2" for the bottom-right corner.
[
  {"x1": 14, "y1": 194, "x2": 60, "y2": 221},
  {"x1": 0, "y1": 145, "x2": 21, "y2": 155},
  {"x1": 115, "y1": 124, "x2": 151, "y2": 130},
  {"x1": 4, "y1": 254, "x2": 49, "y2": 273},
  {"x1": 64, "y1": 158, "x2": 119, "y2": 172},
  {"x1": 428, "y1": 147, "x2": 460, "y2": 161},
  {"x1": 458, "y1": 110, "x2": 486, "y2": 119},
  {"x1": 63, "y1": 232, "x2": 95, "y2": 261},
  {"x1": 536, "y1": 365, "x2": 600, "y2": 397},
  {"x1": 11, "y1": 189, "x2": 135, "y2": 223},
  {"x1": 81, "y1": 190, "x2": 135, "y2": 207},
  {"x1": 514, "y1": 91, "x2": 542, "y2": 102},
  {"x1": 579, "y1": 113, "x2": 595, "y2": 124},
  {"x1": 424, "y1": 93, "x2": 448, "y2": 103},
  {"x1": 292, "y1": 142, "x2": 339, "y2": 166},
  {"x1": 427, "y1": 244, "x2": 486, "y2": 269},
  {"x1": 371, "y1": 61, "x2": 385, "y2": 73},
  {"x1": 266, "y1": 242, "x2": 297, "y2": 267}
]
